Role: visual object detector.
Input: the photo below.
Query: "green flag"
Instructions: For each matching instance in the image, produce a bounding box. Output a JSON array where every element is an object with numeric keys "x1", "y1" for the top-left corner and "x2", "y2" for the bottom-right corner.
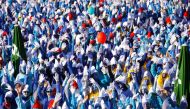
[
  {"x1": 11, "y1": 25, "x2": 27, "y2": 78},
  {"x1": 174, "y1": 45, "x2": 190, "y2": 107}
]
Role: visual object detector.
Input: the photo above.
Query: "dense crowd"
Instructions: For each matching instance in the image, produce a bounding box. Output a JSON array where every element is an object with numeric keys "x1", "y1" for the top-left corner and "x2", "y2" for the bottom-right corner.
[{"x1": 0, "y1": 0, "x2": 190, "y2": 109}]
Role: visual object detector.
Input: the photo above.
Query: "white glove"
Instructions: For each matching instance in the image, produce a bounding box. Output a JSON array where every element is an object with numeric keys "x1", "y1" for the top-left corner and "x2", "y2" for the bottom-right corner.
[
  {"x1": 68, "y1": 74, "x2": 74, "y2": 83},
  {"x1": 54, "y1": 93, "x2": 62, "y2": 103},
  {"x1": 3, "y1": 67, "x2": 7, "y2": 75},
  {"x1": 34, "y1": 41, "x2": 40, "y2": 48},
  {"x1": 26, "y1": 67, "x2": 30, "y2": 75},
  {"x1": 89, "y1": 78, "x2": 96, "y2": 84},
  {"x1": 34, "y1": 64, "x2": 39, "y2": 71},
  {"x1": 5, "y1": 83, "x2": 13, "y2": 91},
  {"x1": 64, "y1": 71, "x2": 69, "y2": 78},
  {"x1": 54, "y1": 73, "x2": 59, "y2": 82},
  {"x1": 39, "y1": 74, "x2": 45, "y2": 83},
  {"x1": 1, "y1": 74, "x2": 8, "y2": 86}
]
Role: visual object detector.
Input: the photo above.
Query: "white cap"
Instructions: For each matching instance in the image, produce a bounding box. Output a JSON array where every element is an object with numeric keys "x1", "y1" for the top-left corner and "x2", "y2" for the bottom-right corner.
[
  {"x1": 171, "y1": 92, "x2": 176, "y2": 101},
  {"x1": 90, "y1": 66, "x2": 97, "y2": 74},
  {"x1": 115, "y1": 75, "x2": 126, "y2": 84},
  {"x1": 54, "y1": 59, "x2": 59, "y2": 68},
  {"x1": 101, "y1": 99, "x2": 108, "y2": 109},
  {"x1": 143, "y1": 71, "x2": 150, "y2": 78},
  {"x1": 99, "y1": 88, "x2": 106, "y2": 98},
  {"x1": 23, "y1": 84, "x2": 29, "y2": 92},
  {"x1": 83, "y1": 66, "x2": 88, "y2": 76},
  {"x1": 110, "y1": 57, "x2": 117, "y2": 65},
  {"x1": 60, "y1": 57, "x2": 67, "y2": 66},
  {"x1": 20, "y1": 60, "x2": 26, "y2": 67},
  {"x1": 180, "y1": 96, "x2": 188, "y2": 104},
  {"x1": 168, "y1": 45, "x2": 175, "y2": 51},
  {"x1": 5, "y1": 91, "x2": 13, "y2": 98},
  {"x1": 8, "y1": 61, "x2": 14, "y2": 71},
  {"x1": 163, "y1": 78, "x2": 170, "y2": 89},
  {"x1": 62, "y1": 101, "x2": 69, "y2": 109}
]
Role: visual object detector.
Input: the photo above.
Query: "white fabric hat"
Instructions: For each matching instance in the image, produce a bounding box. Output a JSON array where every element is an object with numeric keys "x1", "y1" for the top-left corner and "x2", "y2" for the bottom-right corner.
[
  {"x1": 23, "y1": 84, "x2": 29, "y2": 92},
  {"x1": 110, "y1": 57, "x2": 117, "y2": 65},
  {"x1": 123, "y1": 22, "x2": 128, "y2": 27},
  {"x1": 171, "y1": 92, "x2": 176, "y2": 101},
  {"x1": 101, "y1": 99, "x2": 108, "y2": 109},
  {"x1": 115, "y1": 75, "x2": 126, "y2": 84},
  {"x1": 163, "y1": 78, "x2": 170, "y2": 89},
  {"x1": 180, "y1": 96, "x2": 188, "y2": 104},
  {"x1": 90, "y1": 66, "x2": 97, "y2": 74},
  {"x1": 8, "y1": 61, "x2": 14, "y2": 71},
  {"x1": 168, "y1": 45, "x2": 175, "y2": 51},
  {"x1": 60, "y1": 57, "x2": 67, "y2": 66},
  {"x1": 5, "y1": 91, "x2": 13, "y2": 98},
  {"x1": 118, "y1": 55, "x2": 125, "y2": 63},
  {"x1": 83, "y1": 66, "x2": 88, "y2": 76},
  {"x1": 54, "y1": 59, "x2": 59, "y2": 68},
  {"x1": 62, "y1": 101, "x2": 69, "y2": 109},
  {"x1": 143, "y1": 71, "x2": 150, "y2": 78},
  {"x1": 99, "y1": 88, "x2": 106, "y2": 98},
  {"x1": 170, "y1": 34, "x2": 177, "y2": 44},
  {"x1": 20, "y1": 60, "x2": 26, "y2": 67}
]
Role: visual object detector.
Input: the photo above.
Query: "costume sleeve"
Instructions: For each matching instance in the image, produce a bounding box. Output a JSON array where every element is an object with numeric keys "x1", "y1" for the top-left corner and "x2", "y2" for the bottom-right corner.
[{"x1": 15, "y1": 96, "x2": 25, "y2": 109}]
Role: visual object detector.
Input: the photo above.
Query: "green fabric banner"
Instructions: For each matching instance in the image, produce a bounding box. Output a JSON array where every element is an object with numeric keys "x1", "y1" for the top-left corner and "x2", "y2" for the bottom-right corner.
[
  {"x1": 174, "y1": 45, "x2": 190, "y2": 107},
  {"x1": 11, "y1": 25, "x2": 27, "y2": 77}
]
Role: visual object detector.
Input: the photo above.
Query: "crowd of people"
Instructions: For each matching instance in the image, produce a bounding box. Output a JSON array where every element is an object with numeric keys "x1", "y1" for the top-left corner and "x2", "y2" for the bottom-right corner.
[{"x1": 0, "y1": 0, "x2": 190, "y2": 109}]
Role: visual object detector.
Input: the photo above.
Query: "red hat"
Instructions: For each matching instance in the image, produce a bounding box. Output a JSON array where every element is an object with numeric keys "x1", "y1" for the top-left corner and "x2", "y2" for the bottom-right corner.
[
  {"x1": 165, "y1": 17, "x2": 171, "y2": 24},
  {"x1": 117, "y1": 14, "x2": 123, "y2": 21},
  {"x1": 82, "y1": 23, "x2": 87, "y2": 29},
  {"x1": 109, "y1": 32, "x2": 114, "y2": 39},
  {"x1": 90, "y1": 39, "x2": 96, "y2": 45},
  {"x1": 99, "y1": 0, "x2": 104, "y2": 4},
  {"x1": 48, "y1": 99, "x2": 54, "y2": 109},
  {"x1": 68, "y1": 12, "x2": 73, "y2": 21},
  {"x1": 33, "y1": 100, "x2": 42, "y2": 109},
  {"x1": 88, "y1": 20, "x2": 92, "y2": 26},
  {"x1": 30, "y1": 16, "x2": 33, "y2": 21},
  {"x1": 52, "y1": 88, "x2": 56, "y2": 96},
  {"x1": 112, "y1": 18, "x2": 117, "y2": 24},
  {"x1": 3, "y1": 102, "x2": 11, "y2": 109},
  {"x1": 147, "y1": 31, "x2": 152, "y2": 38},
  {"x1": 138, "y1": 7, "x2": 144, "y2": 13},
  {"x1": 2, "y1": 31, "x2": 8, "y2": 36},
  {"x1": 130, "y1": 32, "x2": 135, "y2": 38},
  {"x1": 138, "y1": 38, "x2": 140, "y2": 41},
  {"x1": 56, "y1": 48, "x2": 62, "y2": 53},
  {"x1": 184, "y1": 11, "x2": 188, "y2": 17},
  {"x1": 53, "y1": 18, "x2": 57, "y2": 22},
  {"x1": 57, "y1": 26, "x2": 63, "y2": 33},
  {"x1": 72, "y1": 80, "x2": 78, "y2": 89}
]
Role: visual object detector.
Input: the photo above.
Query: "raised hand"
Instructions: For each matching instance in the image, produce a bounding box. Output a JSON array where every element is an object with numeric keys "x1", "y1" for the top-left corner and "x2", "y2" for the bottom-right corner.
[
  {"x1": 39, "y1": 74, "x2": 45, "y2": 84},
  {"x1": 54, "y1": 73, "x2": 59, "y2": 82},
  {"x1": 15, "y1": 84, "x2": 23, "y2": 96}
]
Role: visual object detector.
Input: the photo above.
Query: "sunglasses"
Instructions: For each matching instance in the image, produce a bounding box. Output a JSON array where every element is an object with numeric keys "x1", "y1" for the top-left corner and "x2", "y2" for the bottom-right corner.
[
  {"x1": 46, "y1": 91, "x2": 52, "y2": 93},
  {"x1": 23, "y1": 91, "x2": 29, "y2": 93}
]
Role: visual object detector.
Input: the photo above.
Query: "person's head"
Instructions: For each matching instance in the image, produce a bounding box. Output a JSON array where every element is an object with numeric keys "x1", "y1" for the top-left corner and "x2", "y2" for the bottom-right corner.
[
  {"x1": 162, "y1": 70, "x2": 168, "y2": 78},
  {"x1": 20, "y1": 60, "x2": 26, "y2": 73},
  {"x1": 46, "y1": 87, "x2": 52, "y2": 97},
  {"x1": 22, "y1": 84, "x2": 29, "y2": 97}
]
